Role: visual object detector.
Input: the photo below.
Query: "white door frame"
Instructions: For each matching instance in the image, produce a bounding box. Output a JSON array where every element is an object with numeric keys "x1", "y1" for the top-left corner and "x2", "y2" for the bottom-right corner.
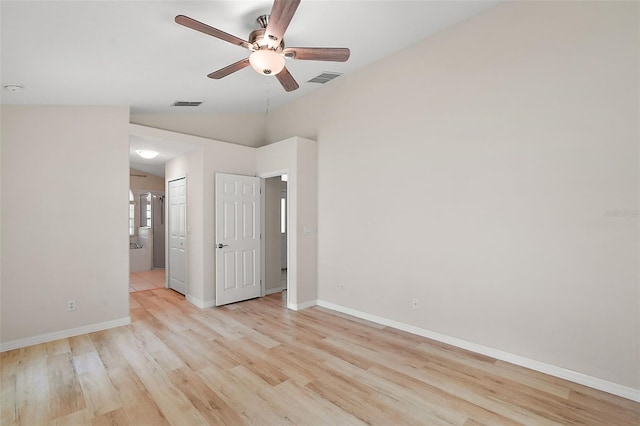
[
  {"x1": 260, "y1": 177, "x2": 266, "y2": 297},
  {"x1": 167, "y1": 176, "x2": 187, "y2": 293}
]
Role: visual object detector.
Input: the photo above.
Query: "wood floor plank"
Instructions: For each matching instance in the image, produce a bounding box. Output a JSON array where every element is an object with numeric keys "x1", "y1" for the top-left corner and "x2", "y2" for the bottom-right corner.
[
  {"x1": 89, "y1": 330, "x2": 129, "y2": 372},
  {"x1": 306, "y1": 362, "x2": 438, "y2": 425},
  {"x1": 261, "y1": 380, "x2": 367, "y2": 426},
  {"x1": 45, "y1": 339, "x2": 71, "y2": 357},
  {"x1": 129, "y1": 320, "x2": 186, "y2": 372},
  {"x1": 416, "y1": 342, "x2": 571, "y2": 399},
  {"x1": 109, "y1": 326, "x2": 208, "y2": 426},
  {"x1": 47, "y1": 352, "x2": 85, "y2": 419},
  {"x1": 1, "y1": 289, "x2": 638, "y2": 425},
  {"x1": 10, "y1": 345, "x2": 51, "y2": 425},
  {"x1": 322, "y1": 355, "x2": 467, "y2": 426},
  {"x1": 68, "y1": 334, "x2": 97, "y2": 357},
  {"x1": 72, "y1": 351, "x2": 121, "y2": 416},
  {"x1": 221, "y1": 337, "x2": 289, "y2": 386},
  {"x1": 1, "y1": 349, "x2": 23, "y2": 425},
  {"x1": 48, "y1": 407, "x2": 93, "y2": 425},
  {"x1": 168, "y1": 366, "x2": 245, "y2": 425},
  {"x1": 367, "y1": 363, "x2": 522, "y2": 426},
  {"x1": 197, "y1": 365, "x2": 293, "y2": 425},
  {"x1": 152, "y1": 327, "x2": 216, "y2": 372},
  {"x1": 105, "y1": 365, "x2": 170, "y2": 425}
]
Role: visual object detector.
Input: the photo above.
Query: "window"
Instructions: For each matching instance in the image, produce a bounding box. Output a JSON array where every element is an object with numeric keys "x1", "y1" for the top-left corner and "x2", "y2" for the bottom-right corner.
[
  {"x1": 281, "y1": 197, "x2": 286, "y2": 233},
  {"x1": 129, "y1": 190, "x2": 135, "y2": 236},
  {"x1": 139, "y1": 193, "x2": 151, "y2": 227},
  {"x1": 281, "y1": 175, "x2": 287, "y2": 233}
]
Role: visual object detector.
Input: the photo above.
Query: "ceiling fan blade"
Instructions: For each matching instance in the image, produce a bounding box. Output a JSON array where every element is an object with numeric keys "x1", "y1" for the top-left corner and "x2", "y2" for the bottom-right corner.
[
  {"x1": 175, "y1": 15, "x2": 251, "y2": 49},
  {"x1": 283, "y1": 47, "x2": 350, "y2": 62},
  {"x1": 276, "y1": 67, "x2": 299, "y2": 92},
  {"x1": 207, "y1": 58, "x2": 250, "y2": 79},
  {"x1": 265, "y1": 0, "x2": 300, "y2": 46}
]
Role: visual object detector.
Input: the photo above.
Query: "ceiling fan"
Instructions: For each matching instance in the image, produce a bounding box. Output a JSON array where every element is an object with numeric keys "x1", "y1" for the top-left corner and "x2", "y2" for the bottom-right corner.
[{"x1": 175, "y1": 0, "x2": 350, "y2": 92}]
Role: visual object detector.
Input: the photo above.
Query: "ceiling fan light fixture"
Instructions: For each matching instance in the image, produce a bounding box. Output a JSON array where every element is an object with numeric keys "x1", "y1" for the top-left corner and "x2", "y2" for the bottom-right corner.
[
  {"x1": 249, "y1": 49, "x2": 285, "y2": 76},
  {"x1": 135, "y1": 150, "x2": 159, "y2": 159}
]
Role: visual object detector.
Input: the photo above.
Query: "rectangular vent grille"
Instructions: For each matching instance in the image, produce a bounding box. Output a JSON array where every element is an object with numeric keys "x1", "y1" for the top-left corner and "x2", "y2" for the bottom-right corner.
[
  {"x1": 172, "y1": 101, "x2": 203, "y2": 107},
  {"x1": 308, "y1": 72, "x2": 342, "y2": 84}
]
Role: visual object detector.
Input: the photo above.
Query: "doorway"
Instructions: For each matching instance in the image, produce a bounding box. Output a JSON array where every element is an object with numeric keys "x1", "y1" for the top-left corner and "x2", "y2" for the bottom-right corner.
[
  {"x1": 280, "y1": 175, "x2": 288, "y2": 289},
  {"x1": 168, "y1": 177, "x2": 187, "y2": 295},
  {"x1": 139, "y1": 191, "x2": 166, "y2": 269},
  {"x1": 264, "y1": 174, "x2": 288, "y2": 297},
  {"x1": 151, "y1": 193, "x2": 166, "y2": 269}
]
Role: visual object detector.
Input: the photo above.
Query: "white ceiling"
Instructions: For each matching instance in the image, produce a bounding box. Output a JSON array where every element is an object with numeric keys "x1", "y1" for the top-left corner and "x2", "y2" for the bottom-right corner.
[
  {"x1": 1, "y1": 0, "x2": 499, "y2": 115},
  {"x1": 130, "y1": 132, "x2": 201, "y2": 177},
  {"x1": 1, "y1": 1, "x2": 500, "y2": 177}
]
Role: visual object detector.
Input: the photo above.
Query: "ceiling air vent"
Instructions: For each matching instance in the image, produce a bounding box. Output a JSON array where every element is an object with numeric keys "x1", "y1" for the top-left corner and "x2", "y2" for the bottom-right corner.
[
  {"x1": 172, "y1": 101, "x2": 203, "y2": 107},
  {"x1": 308, "y1": 72, "x2": 342, "y2": 84}
]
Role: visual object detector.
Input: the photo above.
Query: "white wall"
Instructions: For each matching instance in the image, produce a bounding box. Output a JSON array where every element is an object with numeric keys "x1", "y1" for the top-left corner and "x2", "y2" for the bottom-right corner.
[
  {"x1": 202, "y1": 141, "x2": 256, "y2": 305},
  {"x1": 165, "y1": 146, "x2": 205, "y2": 304},
  {"x1": 1, "y1": 106, "x2": 131, "y2": 348},
  {"x1": 163, "y1": 128, "x2": 256, "y2": 308},
  {"x1": 131, "y1": 112, "x2": 267, "y2": 148},
  {"x1": 265, "y1": 1, "x2": 639, "y2": 392}
]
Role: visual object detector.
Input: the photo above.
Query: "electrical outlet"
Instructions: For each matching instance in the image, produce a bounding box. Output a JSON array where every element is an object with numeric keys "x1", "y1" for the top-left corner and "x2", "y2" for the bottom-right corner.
[
  {"x1": 340, "y1": 284, "x2": 345, "y2": 291},
  {"x1": 67, "y1": 300, "x2": 77, "y2": 311},
  {"x1": 412, "y1": 298, "x2": 419, "y2": 309}
]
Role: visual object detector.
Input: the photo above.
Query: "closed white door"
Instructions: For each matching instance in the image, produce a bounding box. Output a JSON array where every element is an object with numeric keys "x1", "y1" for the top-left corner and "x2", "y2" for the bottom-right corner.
[
  {"x1": 215, "y1": 173, "x2": 262, "y2": 306},
  {"x1": 168, "y1": 178, "x2": 187, "y2": 295}
]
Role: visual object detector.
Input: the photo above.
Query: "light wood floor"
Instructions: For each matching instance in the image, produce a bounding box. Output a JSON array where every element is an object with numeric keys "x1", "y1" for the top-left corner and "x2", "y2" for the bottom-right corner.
[
  {"x1": 129, "y1": 270, "x2": 166, "y2": 293},
  {"x1": 2, "y1": 289, "x2": 639, "y2": 425}
]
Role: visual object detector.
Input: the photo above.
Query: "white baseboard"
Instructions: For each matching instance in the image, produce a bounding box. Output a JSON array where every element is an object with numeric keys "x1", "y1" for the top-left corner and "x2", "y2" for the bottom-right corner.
[
  {"x1": 186, "y1": 294, "x2": 216, "y2": 309},
  {"x1": 316, "y1": 300, "x2": 640, "y2": 403},
  {"x1": 288, "y1": 299, "x2": 317, "y2": 311},
  {"x1": 0, "y1": 317, "x2": 131, "y2": 352}
]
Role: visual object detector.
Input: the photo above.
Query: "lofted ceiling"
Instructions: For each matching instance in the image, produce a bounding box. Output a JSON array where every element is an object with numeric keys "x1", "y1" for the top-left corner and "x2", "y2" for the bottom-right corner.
[
  {"x1": 1, "y1": 1, "x2": 500, "y2": 177},
  {"x1": 1, "y1": 1, "x2": 499, "y2": 115}
]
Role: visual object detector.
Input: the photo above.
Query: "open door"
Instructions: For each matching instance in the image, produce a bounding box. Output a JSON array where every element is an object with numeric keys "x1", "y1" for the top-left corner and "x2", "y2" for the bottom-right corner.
[{"x1": 215, "y1": 173, "x2": 262, "y2": 306}]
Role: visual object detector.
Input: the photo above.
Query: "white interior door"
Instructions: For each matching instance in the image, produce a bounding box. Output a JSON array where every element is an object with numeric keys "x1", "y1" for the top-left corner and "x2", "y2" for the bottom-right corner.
[
  {"x1": 215, "y1": 173, "x2": 262, "y2": 306},
  {"x1": 168, "y1": 178, "x2": 187, "y2": 295}
]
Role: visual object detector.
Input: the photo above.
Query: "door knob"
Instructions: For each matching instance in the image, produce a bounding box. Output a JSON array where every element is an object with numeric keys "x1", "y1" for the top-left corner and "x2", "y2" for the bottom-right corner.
[{"x1": 217, "y1": 243, "x2": 229, "y2": 249}]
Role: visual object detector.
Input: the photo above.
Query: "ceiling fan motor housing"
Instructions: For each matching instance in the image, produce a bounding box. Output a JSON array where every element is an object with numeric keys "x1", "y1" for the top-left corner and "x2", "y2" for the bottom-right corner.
[
  {"x1": 249, "y1": 28, "x2": 284, "y2": 50},
  {"x1": 256, "y1": 14, "x2": 270, "y2": 29}
]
